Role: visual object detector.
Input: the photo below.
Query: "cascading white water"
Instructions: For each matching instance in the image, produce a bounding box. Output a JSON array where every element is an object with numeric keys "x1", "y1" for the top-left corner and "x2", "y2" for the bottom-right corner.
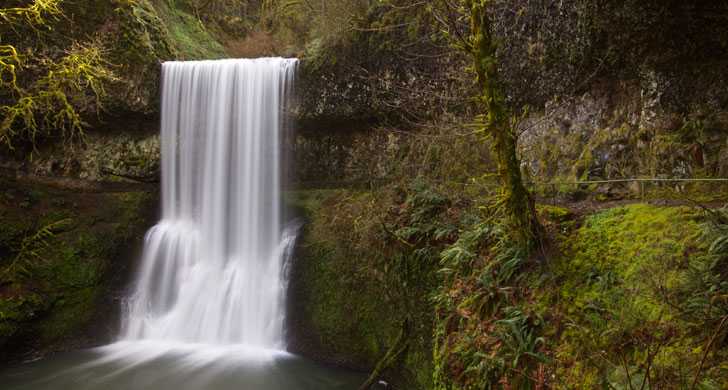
[{"x1": 122, "y1": 58, "x2": 298, "y2": 350}]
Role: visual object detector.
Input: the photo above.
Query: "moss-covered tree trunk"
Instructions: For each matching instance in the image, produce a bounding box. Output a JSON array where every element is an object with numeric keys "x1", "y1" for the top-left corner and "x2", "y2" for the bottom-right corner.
[{"x1": 465, "y1": 0, "x2": 542, "y2": 249}]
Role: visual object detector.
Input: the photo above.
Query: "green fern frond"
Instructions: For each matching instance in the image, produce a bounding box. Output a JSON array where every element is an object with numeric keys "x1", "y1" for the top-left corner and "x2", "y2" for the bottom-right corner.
[{"x1": 3, "y1": 218, "x2": 72, "y2": 279}]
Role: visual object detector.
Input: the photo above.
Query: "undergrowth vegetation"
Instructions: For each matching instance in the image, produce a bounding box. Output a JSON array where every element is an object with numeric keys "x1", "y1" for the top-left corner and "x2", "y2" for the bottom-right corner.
[
  {"x1": 547, "y1": 205, "x2": 728, "y2": 389},
  {"x1": 433, "y1": 218, "x2": 545, "y2": 389},
  {"x1": 1, "y1": 1, "x2": 727, "y2": 388},
  {"x1": 0, "y1": 0, "x2": 231, "y2": 150},
  {"x1": 430, "y1": 201, "x2": 728, "y2": 389},
  {"x1": 293, "y1": 179, "x2": 728, "y2": 389}
]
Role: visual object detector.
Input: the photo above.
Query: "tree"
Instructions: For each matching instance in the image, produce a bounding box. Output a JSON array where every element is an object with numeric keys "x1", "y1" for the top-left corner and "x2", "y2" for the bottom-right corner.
[{"x1": 461, "y1": 0, "x2": 542, "y2": 250}]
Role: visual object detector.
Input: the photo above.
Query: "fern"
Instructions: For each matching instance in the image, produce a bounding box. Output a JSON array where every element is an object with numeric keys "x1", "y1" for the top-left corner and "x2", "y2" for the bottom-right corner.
[
  {"x1": 2, "y1": 218, "x2": 72, "y2": 279},
  {"x1": 494, "y1": 308, "x2": 547, "y2": 369},
  {"x1": 434, "y1": 213, "x2": 538, "y2": 389},
  {"x1": 679, "y1": 206, "x2": 728, "y2": 334}
]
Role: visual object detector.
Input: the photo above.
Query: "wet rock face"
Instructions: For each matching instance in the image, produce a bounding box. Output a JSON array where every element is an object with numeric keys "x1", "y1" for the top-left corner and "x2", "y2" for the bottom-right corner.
[
  {"x1": 90, "y1": 135, "x2": 161, "y2": 182},
  {"x1": 490, "y1": 0, "x2": 728, "y2": 109},
  {"x1": 0, "y1": 128, "x2": 161, "y2": 184},
  {"x1": 0, "y1": 82, "x2": 164, "y2": 183},
  {"x1": 519, "y1": 82, "x2": 728, "y2": 185},
  {"x1": 289, "y1": 129, "x2": 401, "y2": 187},
  {"x1": 0, "y1": 177, "x2": 157, "y2": 363},
  {"x1": 295, "y1": 65, "x2": 377, "y2": 131},
  {"x1": 285, "y1": 1, "x2": 728, "y2": 189}
]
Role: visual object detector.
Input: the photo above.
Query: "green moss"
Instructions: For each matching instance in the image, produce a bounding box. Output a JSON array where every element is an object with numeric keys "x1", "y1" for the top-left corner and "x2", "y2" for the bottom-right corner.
[
  {"x1": 284, "y1": 189, "x2": 341, "y2": 220},
  {"x1": 546, "y1": 204, "x2": 714, "y2": 388},
  {"x1": 36, "y1": 287, "x2": 99, "y2": 341},
  {"x1": 644, "y1": 182, "x2": 728, "y2": 203},
  {"x1": 292, "y1": 189, "x2": 394, "y2": 361},
  {"x1": 561, "y1": 204, "x2": 701, "y2": 295},
  {"x1": 536, "y1": 204, "x2": 573, "y2": 223},
  {"x1": 129, "y1": 0, "x2": 228, "y2": 61},
  {"x1": 289, "y1": 188, "x2": 438, "y2": 389},
  {"x1": 154, "y1": 0, "x2": 226, "y2": 60},
  {"x1": 113, "y1": 190, "x2": 155, "y2": 234},
  {"x1": 0, "y1": 179, "x2": 155, "y2": 356},
  {"x1": 300, "y1": 240, "x2": 392, "y2": 360}
]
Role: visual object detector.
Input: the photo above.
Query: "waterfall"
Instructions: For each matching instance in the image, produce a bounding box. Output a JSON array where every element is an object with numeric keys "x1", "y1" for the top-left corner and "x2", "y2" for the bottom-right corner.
[{"x1": 122, "y1": 58, "x2": 298, "y2": 350}]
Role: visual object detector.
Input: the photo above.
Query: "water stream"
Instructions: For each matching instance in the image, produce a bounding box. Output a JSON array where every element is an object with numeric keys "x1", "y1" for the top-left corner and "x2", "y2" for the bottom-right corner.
[
  {"x1": 0, "y1": 344, "x2": 363, "y2": 390},
  {"x1": 0, "y1": 58, "x2": 364, "y2": 389},
  {"x1": 123, "y1": 58, "x2": 297, "y2": 347}
]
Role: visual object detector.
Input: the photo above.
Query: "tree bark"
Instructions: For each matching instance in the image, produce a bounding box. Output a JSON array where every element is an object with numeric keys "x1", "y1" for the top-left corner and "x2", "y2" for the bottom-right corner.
[{"x1": 466, "y1": 0, "x2": 542, "y2": 250}]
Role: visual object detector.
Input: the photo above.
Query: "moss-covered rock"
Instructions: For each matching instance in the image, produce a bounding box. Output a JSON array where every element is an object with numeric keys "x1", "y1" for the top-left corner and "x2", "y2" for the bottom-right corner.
[
  {"x1": 109, "y1": 0, "x2": 227, "y2": 113},
  {"x1": 286, "y1": 189, "x2": 399, "y2": 366},
  {"x1": 0, "y1": 177, "x2": 156, "y2": 362},
  {"x1": 289, "y1": 185, "x2": 728, "y2": 389},
  {"x1": 286, "y1": 188, "x2": 441, "y2": 390},
  {"x1": 520, "y1": 84, "x2": 728, "y2": 195},
  {"x1": 539, "y1": 204, "x2": 727, "y2": 388},
  {"x1": 31, "y1": 131, "x2": 160, "y2": 183}
]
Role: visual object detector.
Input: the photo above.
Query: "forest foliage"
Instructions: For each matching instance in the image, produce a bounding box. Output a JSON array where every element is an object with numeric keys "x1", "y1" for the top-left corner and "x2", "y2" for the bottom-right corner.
[
  {"x1": 280, "y1": 1, "x2": 728, "y2": 388},
  {"x1": 0, "y1": 0, "x2": 116, "y2": 149},
  {"x1": 0, "y1": 1, "x2": 727, "y2": 389}
]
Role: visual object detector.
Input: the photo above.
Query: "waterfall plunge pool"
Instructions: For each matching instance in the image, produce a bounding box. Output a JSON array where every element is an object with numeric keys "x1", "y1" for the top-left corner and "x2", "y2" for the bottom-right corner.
[
  {"x1": 0, "y1": 341, "x2": 366, "y2": 390},
  {"x1": 0, "y1": 59, "x2": 369, "y2": 390}
]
